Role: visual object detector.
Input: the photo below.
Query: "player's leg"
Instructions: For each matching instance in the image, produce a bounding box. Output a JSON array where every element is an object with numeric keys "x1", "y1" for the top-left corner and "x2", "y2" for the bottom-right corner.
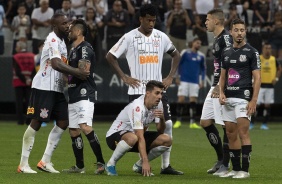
[
  {"x1": 188, "y1": 83, "x2": 201, "y2": 129},
  {"x1": 260, "y1": 88, "x2": 274, "y2": 130},
  {"x1": 160, "y1": 91, "x2": 184, "y2": 175},
  {"x1": 174, "y1": 82, "x2": 188, "y2": 128},
  {"x1": 251, "y1": 88, "x2": 264, "y2": 129},
  {"x1": 38, "y1": 92, "x2": 68, "y2": 173},
  {"x1": 105, "y1": 132, "x2": 135, "y2": 176}
]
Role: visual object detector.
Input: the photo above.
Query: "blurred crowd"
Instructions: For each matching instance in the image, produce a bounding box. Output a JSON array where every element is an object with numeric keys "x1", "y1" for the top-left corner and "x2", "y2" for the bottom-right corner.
[{"x1": 0, "y1": 0, "x2": 282, "y2": 61}]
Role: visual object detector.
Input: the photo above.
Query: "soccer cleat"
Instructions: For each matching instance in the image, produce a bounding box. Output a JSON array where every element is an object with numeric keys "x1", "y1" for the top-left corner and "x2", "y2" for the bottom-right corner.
[
  {"x1": 173, "y1": 121, "x2": 181, "y2": 128},
  {"x1": 249, "y1": 122, "x2": 254, "y2": 130},
  {"x1": 37, "y1": 160, "x2": 60, "y2": 173},
  {"x1": 95, "y1": 162, "x2": 105, "y2": 174},
  {"x1": 260, "y1": 124, "x2": 269, "y2": 130},
  {"x1": 132, "y1": 163, "x2": 154, "y2": 176},
  {"x1": 190, "y1": 123, "x2": 201, "y2": 129},
  {"x1": 207, "y1": 160, "x2": 223, "y2": 174},
  {"x1": 41, "y1": 122, "x2": 47, "y2": 127},
  {"x1": 105, "y1": 165, "x2": 118, "y2": 176},
  {"x1": 160, "y1": 165, "x2": 184, "y2": 175},
  {"x1": 17, "y1": 165, "x2": 37, "y2": 173},
  {"x1": 219, "y1": 170, "x2": 238, "y2": 178},
  {"x1": 232, "y1": 171, "x2": 250, "y2": 179},
  {"x1": 213, "y1": 164, "x2": 229, "y2": 176},
  {"x1": 62, "y1": 166, "x2": 85, "y2": 173}
]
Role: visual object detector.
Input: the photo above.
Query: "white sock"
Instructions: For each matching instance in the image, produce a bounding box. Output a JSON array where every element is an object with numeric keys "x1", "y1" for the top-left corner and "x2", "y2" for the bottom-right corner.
[
  {"x1": 107, "y1": 140, "x2": 132, "y2": 166},
  {"x1": 148, "y1": 146, "x2": 169, "y2": 161},
  {"x1": 161, "y1": 120, "x2": 173, "y2": 169},
  {"x1": 41, "y1": 125, "x2": 64, "y2": 163},
  {"x1": 20, "y1": 126, "x2": 36, "y2": 167}
]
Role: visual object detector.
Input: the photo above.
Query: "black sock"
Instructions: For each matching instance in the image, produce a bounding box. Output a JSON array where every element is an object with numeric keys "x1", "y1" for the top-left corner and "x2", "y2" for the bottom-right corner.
[
  {"x1": 204, "y1": 124, "x2": 223, "y2": 161},
  {"x1": 71, "y1": 134, "x2": 84, "y2": 169},
  {"x1": 222, "y1": 127, "x2": 230, "y2": 167},
  {"x1": 86, "y1": 131, "x2": 105, "y2": 164},
  {"x1": 241, "y1": 145, "x2": 252, "y2": 172},
  {"x1": 263, "y1": 107, "x2": 270, "y2": 124},
  {"x1": 229, "y1": 149, "x2": 241, "y2": 171},
  {"x1": 176, "y1": 103, "x2": 185, "y2": 121},
  {"x1": 189, "y1": 102, "x2": 197, "y2": 123}
]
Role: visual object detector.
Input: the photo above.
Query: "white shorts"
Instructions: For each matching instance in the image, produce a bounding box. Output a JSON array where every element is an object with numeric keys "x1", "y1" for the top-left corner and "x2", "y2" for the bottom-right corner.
[
  {"x1": 222, "y1": 98, "x2": 251, "y2": 123},
  {"x1": 177, "y1": 81, "x2": 199, "y2": 97},
  {"x1": 200, "y1": 87, "x2": 224, "y2": 125},
  {"x1": 257, "y1": 88, "x2": 274, "y2": 105},
  {"x1": 68, "y1": 100, "x2": 94, "y2": 128}
]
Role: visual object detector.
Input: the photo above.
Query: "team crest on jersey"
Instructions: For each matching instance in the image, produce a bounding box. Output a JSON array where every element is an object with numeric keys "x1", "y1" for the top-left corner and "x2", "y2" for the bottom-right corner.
[
  {"x1": 244, "y1": 90, "x2": 250, "y2": 97},
  {"x1": 72, "y1": 52, "x2": 76, "y2": 59},
  {"x1": 152, "y1": 39, "x2": 159, "y2": 47},
  {"x1": 40, "y1": 108, "x2": 49, "y2": 118},
  {"x1": 136, "y1": 106, "x2": 140, "y2": 112},
  {"x1": 215, "y1": 43, "x2": 219, "y2": 51},
  {"x1": 239, "y1": 55, "x2": 247, "y2": 62},
  {"x1": 80, "y1": 88, "x2": 87, "y2": 95}
]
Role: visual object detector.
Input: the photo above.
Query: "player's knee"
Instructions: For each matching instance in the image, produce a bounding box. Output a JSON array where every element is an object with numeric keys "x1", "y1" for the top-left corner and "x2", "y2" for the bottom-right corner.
[
  {"x1": 56, "y1": 120, "x2": 68, "y2": 130},
  {"x1": 200, "y1": 119, "x2": 213, "y2": 127},
  {"x1": 123, "y1": 134, "x2": 138, "y2": 147},
  {"x1": 159, "y1": 134, "x2": 172, "y2": 147}
]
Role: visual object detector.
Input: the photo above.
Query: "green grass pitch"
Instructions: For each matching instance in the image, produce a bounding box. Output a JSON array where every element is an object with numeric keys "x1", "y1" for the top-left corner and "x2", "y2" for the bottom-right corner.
[{"x1": 1, "y1": 121, "x2": 281, "y2": 184}]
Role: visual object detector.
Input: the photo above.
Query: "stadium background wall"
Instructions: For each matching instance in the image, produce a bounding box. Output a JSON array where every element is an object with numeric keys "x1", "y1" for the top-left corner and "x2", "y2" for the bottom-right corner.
[{"x1": 1, "y1": 56, "x2": 282, "y2": 118}]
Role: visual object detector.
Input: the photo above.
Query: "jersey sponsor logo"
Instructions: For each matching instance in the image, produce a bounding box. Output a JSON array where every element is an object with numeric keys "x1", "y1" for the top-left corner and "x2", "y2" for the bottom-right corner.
[
  {"x1": 27, "y1": 107, "x2": 34, "y2": 114},
  {"x1": 239, "y1": 55, "x2": 247, "y2": 62},
  {"x1": 61, "y1": 56, "x2": 68, "y2": 64},
  {"x1": 51, "y1": 38, "x2": 56, "y2": 42},
  {"x1": 215, "y1": 43, "x2": 219, "y2": 51},
  {"x1": 136, "y1": 106, "x2": 140, "y2": 112},
  {"x1": 228, "y1": 68, "x2": 240, "y2": 85},
  {"x1": 223, "y1": 35, "x2": 232, "y2": 46},
  {"x1": 41, "y1": 60, "x2": 50, "y2": 77},
  {"x1": 82, "y1": 47, "x2": 88, "y2": 59},
  {"x1": 139, "y1": 55, "x2": 159, "y2": 64},
  {"x1": 227, "y1": 86, "x2": 240, "y2": 90},
  {"x1": 244, "y1": 90, "x2": 250, "y2": 97},
  {"x1": 40, "y1": 108, "x2": 49, "y2": 118},
  {"x1": 243, "y1": 48, "x2": 250, "y2": 51},
  {"x1": 80, "y1": 88, "x2": 87, "y2": 95},
  {"x1": 224, "y1": 47, "x2": 231, "y2": 51},
  {"x1": 230, "y1": 60, "x2": 236, "y2": 63}
]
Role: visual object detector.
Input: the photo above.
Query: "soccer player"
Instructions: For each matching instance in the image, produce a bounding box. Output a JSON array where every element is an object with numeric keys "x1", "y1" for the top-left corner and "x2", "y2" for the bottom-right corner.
[
  {"x1": 219, "y1": 18, "x2": 261, "y2": 179},
  {"x1": 173, "y1": 38, "x2": 206, "y2": 129},
  {"x1": 17, "y1": 13, "x2": 89, "y2": 174},
  {"x1": 200, "y1": 8, "x2": 232, "y2": 175},
  {"x1": 62, "y1": 19, "x2": 105, "y2": 174},
  {"x1": 250, "y1": 42, "x2": 281, "y2": 130},
  {"x1": 106, "y1": 4, "x2": 183, "y2": 175},
  {"x1": 105, "y1": 80, "x2": 172, "y2": 176}
]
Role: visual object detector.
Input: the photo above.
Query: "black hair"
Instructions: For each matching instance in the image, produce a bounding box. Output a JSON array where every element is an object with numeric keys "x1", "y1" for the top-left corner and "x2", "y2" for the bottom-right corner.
[
  {"x1": 230, "y1": 18, "x2": 246, "y2": 29},
  {"x1": 146, "y1": 80, "x2": 164, "y2": 92},
  {"x1": 71, "y1": 19, "x2": 88, "y2": 37},
  {"x1": 207, "y1": 8, "x2": 225, "y2": 25},
  {"x1": 51, "y1": 12, "x2": 66, "y2": 26},
  {"x1": 139, "y1": 4, "x2": 158, "y2": 17}
]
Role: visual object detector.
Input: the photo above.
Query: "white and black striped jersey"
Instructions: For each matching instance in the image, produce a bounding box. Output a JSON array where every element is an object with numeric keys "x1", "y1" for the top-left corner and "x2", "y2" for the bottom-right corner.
[{"x1": 109, "y1": 28, "x2": 174, "y2": 95}]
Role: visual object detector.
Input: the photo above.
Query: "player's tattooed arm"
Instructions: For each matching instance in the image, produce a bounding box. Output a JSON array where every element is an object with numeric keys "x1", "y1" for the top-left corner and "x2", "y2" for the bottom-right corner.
[
  {"x1": 106, "y1": 52, "x2": 140, "y2": 88},
  {"x1": 163, "y1": 46, "x2": 180, "y2": 89}
]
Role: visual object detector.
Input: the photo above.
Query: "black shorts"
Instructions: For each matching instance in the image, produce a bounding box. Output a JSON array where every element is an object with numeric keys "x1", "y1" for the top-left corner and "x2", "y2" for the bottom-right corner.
[
  {"x1": 106, "y1": 131, "x2": 161, "y2": 153},
  {"x1": 129, "y1": 91, "x2": 171, "y2": 121},
  {"x1": 27, "y1": 88, "x2": 68, "y2": 122}
]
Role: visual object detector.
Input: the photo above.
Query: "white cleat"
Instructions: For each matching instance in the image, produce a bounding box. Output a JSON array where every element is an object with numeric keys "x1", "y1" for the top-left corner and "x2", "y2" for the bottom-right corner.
[
  {"x1": 232, "y1": 171, "x2": 250, "y2": 179},
  {"x1": 213, "y1": 165, "x2": 229, "y2": 176},
  {"x1": 17, "y1": 165, "x2": 37, "y2": 173},
  {"x1": 219, "y1": 170, "x2": 238, "y2": 178},
  {"x1": 37, "y1": 160, "x2": 60, "y2": 173}
]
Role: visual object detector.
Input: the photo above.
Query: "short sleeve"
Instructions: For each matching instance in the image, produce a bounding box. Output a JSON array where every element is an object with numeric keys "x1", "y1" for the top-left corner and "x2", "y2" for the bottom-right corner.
[
  {"x1": 48, "y1": 38, "x2": 61, "y2": 60},
  {"x1": 109, "y1": 35, "x2": 128, "y2": 58},
  {"x1": 251, "y1": 51, "x2": 261, "y2": 70},
  {"x1": 129, "y1": 103, "x2": 144, "y2": 130},
  {"x1": 163, "y1": 34, "x2": 174, "y2": 53}
]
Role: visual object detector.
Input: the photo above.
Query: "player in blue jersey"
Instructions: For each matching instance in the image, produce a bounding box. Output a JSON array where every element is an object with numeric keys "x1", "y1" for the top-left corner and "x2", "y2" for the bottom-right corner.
[
  {"x1": 219, "y1": 18, "x2": 261, "y2": 179},
  {"x1": 173, "y1": 38, "x2": 206, "y2": 129}
]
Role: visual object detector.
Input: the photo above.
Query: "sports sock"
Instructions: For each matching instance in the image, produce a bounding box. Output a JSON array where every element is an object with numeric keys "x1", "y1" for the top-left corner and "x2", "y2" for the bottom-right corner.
[
  {"x1": 71, "y1": 134, "x2": 84, "y2": 169},
  {"x1": 86, "y1": 131, "x2": 105, "y2": 164},
  {"x1": 189, "y1": 102, "x2": 197, "y2": 124},
  {"x1": 222, "y1": 127, "x2": 230, "y2": 167},
  {"x1": 41, "y1": 125, "x2": 64, "y2": 163},
  {"x1": 263, "y1": 107, "x2": 270, "y2": 124},
  {"x1": 229, "y1": 149, "x2": 241, "y2": 171},
  {"x1": 20, "y1": 125, "x2": 36, "y2": 167},
  {"x1": 161, "y1": 120, "x2": 173, "y2": 168},
  {"x1": 203, "y1": 124, "x2": 223, "y2": 161},
  {"x1": 149, "y1": 146, "x2": 170, "y2": 162},
  {"x1": 176, "y1": 103, "x2": 184, "y2": 121},
  {"x1": 241, "y1": 145, "x2": 252, "y2": 172},
  {"x1": 107, "y1": 140, "x2": 132, "y2": 166}
]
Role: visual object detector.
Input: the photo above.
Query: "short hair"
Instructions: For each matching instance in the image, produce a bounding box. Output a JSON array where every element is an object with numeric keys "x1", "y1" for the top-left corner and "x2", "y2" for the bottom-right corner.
[
  {"x1": 16, "y1": 41, "x2": 27, "y2": 50},
  {"x1": 207, "y1": 8, "x2": 225, "y2": 25},
  {"x1": 188, "y1": 37, "x2": 201, "y2": 47},
  {"x1": 230, "y1": 18, "x2": 246, "y2": 30},
  {"x1": 139, "y1": 4, "x2": 158, "y2": 17},
  {"x1": 51, "y1": 12, "x2": 66, "y2": 26},
  {"x1": 39, "y1": 0, "x2": 49, "y2": 5},
  {"x1": 146, "y1": 80, "x2": 164, "y2": 92},
  {"x1": 71, "y1": 19, "x2": 88, "y2": 37}
]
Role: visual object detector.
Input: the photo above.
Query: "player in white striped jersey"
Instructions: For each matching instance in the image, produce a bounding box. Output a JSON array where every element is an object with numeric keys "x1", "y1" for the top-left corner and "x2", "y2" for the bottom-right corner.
[
  {"x1": 106, "y1": 4, "x2": 183, "y2": 175},
  {"x1": 17, "y1": 13, "x2": 89, "y2": 174}
]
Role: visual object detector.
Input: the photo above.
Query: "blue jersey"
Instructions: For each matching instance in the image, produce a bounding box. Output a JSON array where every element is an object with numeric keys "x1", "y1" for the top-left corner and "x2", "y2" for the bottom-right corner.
[{"x1": 178, "y1": 49, "x2": 206, "y2": 84}]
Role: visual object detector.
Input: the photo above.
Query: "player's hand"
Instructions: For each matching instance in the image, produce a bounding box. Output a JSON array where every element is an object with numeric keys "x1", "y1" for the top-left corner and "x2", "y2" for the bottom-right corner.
[
  {"x1": 246, "y1": 100, "x2": 257, "y2": 116},
  {"x1": 211, "y1": 85, "x2": 220, "y2": 98},
  {"x1": 175, "y1": 77, "x2": 180, "y2": 85},
  {"x1": 142, "y1": 161, "x2": 151, "y2": 177},
  {"x1": 219, "y1": 93, "x2": 226, "y2": 105},
  {"x1": 76, "y1": 68, "x2": 90, "y2": 80},
  {"x1": 162, "y1": 77, "x2": 173, "y2": 90},
  {"x1": 122, "y1": 75, "x2": 140, "y2": 89}
]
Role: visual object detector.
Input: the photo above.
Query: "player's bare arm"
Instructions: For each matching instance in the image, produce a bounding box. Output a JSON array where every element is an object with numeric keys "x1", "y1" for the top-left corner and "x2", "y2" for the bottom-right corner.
[
  {"x1": 106, "y1": 52, "x2": 140, "y2": 88},
  {"x1": 247, "y1": 70, "x2": 261, "y2": 116},
  {"x1": 51, "y1": 57, "x2": 89, "y2": 80},
  {"x1": 134, "y1": 129, "x2": 151, "y2": 177},
  {"x1": 219, "y1": 68, "x2": 226, "y2": 105},
  {"x1": 211, "y1": 85, "x2": 220, "y2": 98},
  {"x1": 163, "y1": 47, "x2": 180, "y2": 89}
]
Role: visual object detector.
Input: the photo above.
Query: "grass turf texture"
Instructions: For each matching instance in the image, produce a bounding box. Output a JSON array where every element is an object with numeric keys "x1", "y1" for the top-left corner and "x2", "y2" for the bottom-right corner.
[{"x1": 1, "y1": 121, "x2": 282, "y2": 184}]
